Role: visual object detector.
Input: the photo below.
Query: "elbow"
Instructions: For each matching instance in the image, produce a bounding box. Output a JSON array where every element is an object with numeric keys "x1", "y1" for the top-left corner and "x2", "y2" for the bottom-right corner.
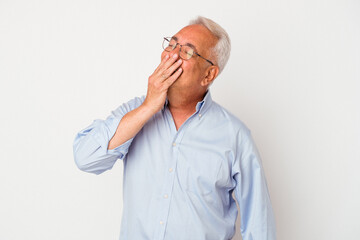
[
  {"x1": 73, "y1": 139, "x2": 101, "y2": 174},
  {"x1": 73, "y1": 132, "x2": 117, "y2": 175},
  {"x1": 73, "y1": 152, "x2": 105, "y2": 175},
  {"x1": 72, "y1": 124, "x2": 114, "y2": 174},
  {"x1": 73, "y1": 142, "x2": 115, "y2": 175},
  {"x1": 74, "y1": 154, "x2": 87, "y2": 172},
  {"x1": 73, "y1": 147, "x2": 91, "y2": 173},
  {"x1": 73, "y1": 133, "x2": 90, "y2": 172}
]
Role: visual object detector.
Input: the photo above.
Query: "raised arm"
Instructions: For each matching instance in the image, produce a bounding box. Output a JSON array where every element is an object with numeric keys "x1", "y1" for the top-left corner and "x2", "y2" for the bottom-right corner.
[
  {"x1": 73, "y1": 53, "x2": 183, "y2": 174},
  {"x1": 109, "y1": 53, "x2": 183, "y2": 149},
  {"x1": 73, "y1": 96, "x2": 145, "y2": 174}
]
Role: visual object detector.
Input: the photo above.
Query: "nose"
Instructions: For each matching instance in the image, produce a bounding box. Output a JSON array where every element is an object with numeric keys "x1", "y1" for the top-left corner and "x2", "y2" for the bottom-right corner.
[{"x1": 170, "y1": 43, "x2": 181, "y2": 57}]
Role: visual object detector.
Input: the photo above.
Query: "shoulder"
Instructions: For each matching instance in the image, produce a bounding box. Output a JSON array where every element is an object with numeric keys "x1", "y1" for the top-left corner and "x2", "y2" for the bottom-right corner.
[
  {"x1": 125, "y1": 95, "x2": 146, "y2": 107},
  {"x1": 110, "y1": 95, "x2": 146, "y2": 117},
  {"x1": 208, "y1": 100, "x2": 252, "y2": 140}
]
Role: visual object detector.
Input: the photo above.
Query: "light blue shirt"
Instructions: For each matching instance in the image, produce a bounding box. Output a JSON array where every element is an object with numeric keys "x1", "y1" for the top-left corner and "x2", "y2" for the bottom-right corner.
[{"x1": 73, "y1": 91, "x2": 276, "y2": 240}]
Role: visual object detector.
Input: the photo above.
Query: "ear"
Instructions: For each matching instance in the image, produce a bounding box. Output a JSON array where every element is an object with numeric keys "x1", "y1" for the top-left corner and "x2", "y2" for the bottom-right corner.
[{"x1": 201, "y1": 65, "x2": 219, "y2": 87}]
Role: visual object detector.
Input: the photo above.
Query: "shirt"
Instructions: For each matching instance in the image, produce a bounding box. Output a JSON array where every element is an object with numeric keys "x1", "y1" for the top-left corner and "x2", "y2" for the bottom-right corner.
[{"x1": 73, "y1": 91, "x2": 276, "y2": 240}]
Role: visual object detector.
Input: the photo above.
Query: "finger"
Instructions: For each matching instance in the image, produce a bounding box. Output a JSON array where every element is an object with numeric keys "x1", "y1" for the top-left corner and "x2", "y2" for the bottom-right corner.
[
  {"x1": 164, "y1": 67, "x2": 182, "y2": 88},
  {"x1": 153, "y1": 54, "x2": 169, "y2": 72},
  {"x1": 162, "y1": 53, "x2": 179, "y2": 70},
  {"x1": 155, "y1": 53, "x2": 179, "y2": 74},
  {"x1": 160, "y1": 59, "x2": 182, "y2": 81}
]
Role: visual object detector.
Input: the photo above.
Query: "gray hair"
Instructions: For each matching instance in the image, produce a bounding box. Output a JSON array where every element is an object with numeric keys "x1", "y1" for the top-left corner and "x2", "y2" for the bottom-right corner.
[{"x1": 189, "y1": 16, "x2": 231, "y2": 74}]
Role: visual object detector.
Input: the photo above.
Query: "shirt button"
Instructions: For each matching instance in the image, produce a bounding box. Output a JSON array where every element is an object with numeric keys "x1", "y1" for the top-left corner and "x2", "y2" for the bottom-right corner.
[
  {"x1": 169, "y1": 168, "x2": 173, "y2": 172},
  {"x1": 199, "y1": 114, "x2": 202, "y2": 117},
  {"x1": 160, "y1": 221, "x2": 164, "y2": 225},
  {"x1": 164, "y1": 194, "x2": 168, "y2": 199},
  {"x1": 172, "y1": 142, "x2": 176, "y2": 146}
]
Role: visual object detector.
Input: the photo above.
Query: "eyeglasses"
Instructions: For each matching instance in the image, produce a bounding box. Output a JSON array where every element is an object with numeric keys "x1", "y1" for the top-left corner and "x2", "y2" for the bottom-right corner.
[{"x1": 162, "y1": 37, "x2": 214, "y2": 66}]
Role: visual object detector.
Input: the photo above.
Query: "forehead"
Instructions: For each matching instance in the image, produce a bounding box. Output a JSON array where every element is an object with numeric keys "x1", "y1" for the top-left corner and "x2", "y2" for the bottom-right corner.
[{"x1": 172, "y1": 24, "x2": 217, "y2": 53}]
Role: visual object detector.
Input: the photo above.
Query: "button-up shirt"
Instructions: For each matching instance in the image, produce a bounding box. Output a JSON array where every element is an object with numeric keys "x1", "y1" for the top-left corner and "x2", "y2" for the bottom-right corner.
[{"x1": 73, "y1": 91, "x2": 276, "y2": 240}]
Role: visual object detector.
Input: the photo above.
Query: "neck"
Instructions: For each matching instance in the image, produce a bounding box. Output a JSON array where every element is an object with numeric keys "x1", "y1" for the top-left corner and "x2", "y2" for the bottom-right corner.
[
  {"x1": 168, "y1": 90, "x2": 205, "y2": 113},
  {"x1": 167, "y1": 90, "x2": 206, "y2": 130}
]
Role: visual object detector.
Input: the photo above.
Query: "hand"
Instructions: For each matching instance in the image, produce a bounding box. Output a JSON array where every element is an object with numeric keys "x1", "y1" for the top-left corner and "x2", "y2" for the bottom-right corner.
[{"x1": 143, "y1": 53, "x2": 183, "y2": 113}]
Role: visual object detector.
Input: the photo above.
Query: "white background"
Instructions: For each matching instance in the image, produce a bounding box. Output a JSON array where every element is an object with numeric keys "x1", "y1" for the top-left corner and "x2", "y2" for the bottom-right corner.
[{"x1": 0, "y1": 0, "x2": 359, "y2": 239}]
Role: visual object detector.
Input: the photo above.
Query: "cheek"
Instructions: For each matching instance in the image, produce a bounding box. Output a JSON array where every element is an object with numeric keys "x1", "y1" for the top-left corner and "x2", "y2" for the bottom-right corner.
[
  {"x1": 181, "y1": 61, "x2": 203, "y2": 76},
  {"x1": 181, "y1": 61, "x2": 194, "y2": 73}
]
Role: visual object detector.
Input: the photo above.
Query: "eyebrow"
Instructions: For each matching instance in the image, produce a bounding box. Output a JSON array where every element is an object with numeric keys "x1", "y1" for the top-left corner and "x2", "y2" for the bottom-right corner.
[{"x1": 171, "y1": 36, "x2": 199, "y2": 53}]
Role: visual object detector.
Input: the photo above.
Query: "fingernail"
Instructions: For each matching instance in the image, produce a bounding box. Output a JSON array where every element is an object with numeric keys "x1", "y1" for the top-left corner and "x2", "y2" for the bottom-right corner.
[
  {"x1": 178, "y1": 68, "x2": 182, "y2": 72},
  {"x1": 178, "y1": 59, "x2": 182, "y2": 63},
  {"x1": 173, "y1": 54, "x2": 178, "y2": 59},
  {"x1": 165, "y1": 55, "x2": 169, "y2": 59}
]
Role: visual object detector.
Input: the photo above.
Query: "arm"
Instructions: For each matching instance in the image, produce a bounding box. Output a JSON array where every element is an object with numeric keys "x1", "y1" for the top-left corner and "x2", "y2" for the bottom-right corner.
[
  {"x1": 108, "y1": 53, "x2": 183, "y2": 149},
  {"x1": 73, "y1": 96, "x2": 145, "y2": 174},
  {"x1": 107, "y1": 103, "x2": 157, "y2": 150},
  {"x1": 232, "y1": 132, "x2": 276, "y2": 239},
  {"x1": 73, "y1": 53, "x2": 183, "y2": 174}
]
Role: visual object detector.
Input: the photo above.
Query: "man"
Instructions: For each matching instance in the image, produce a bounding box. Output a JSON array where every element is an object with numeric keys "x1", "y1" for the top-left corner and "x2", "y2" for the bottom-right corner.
[{"x1": 73, "y1": 16, "x2": 276, "y2": 240}]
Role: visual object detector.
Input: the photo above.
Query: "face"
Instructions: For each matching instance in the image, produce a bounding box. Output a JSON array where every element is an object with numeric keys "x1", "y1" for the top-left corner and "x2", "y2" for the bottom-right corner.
[{"x1": 161, "y1": 24, "x2": 218, "y2": 97}]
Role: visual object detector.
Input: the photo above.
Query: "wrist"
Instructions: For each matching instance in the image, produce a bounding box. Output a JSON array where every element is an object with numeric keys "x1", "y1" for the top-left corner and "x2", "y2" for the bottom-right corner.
[{"x1": 140, "y1": 101, "x2": 160, "y2": 116}]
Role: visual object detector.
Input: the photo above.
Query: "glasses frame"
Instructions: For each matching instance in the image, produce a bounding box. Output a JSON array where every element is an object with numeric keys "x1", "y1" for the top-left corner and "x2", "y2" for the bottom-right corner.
[{"x1": 162, "y1": 37, "x2": 214, "y2": 66}]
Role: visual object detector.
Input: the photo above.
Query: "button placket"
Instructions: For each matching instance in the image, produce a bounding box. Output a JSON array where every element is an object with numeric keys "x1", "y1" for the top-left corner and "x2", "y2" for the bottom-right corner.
[
  {"x1": 154, "y1": 137, "x2": 180, "y2": 240},
  {"x1": 155, "y1": 108, "x2": 198, "y2": 240}
]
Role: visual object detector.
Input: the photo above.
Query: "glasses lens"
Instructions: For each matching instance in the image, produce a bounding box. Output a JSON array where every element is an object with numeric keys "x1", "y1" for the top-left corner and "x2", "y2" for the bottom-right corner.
[
  {"x1": 163, "y1": 38, "x2": 177, "y2": 52},
  {"x1": 162, "y1": 38, "x2": 195, "y2": 60},
  {"x1": 162, "y1": 38, "x2": 169, "y2": 51},
  {"x1": 181, "y1": 46, "x2": 194, "y2": 60}
]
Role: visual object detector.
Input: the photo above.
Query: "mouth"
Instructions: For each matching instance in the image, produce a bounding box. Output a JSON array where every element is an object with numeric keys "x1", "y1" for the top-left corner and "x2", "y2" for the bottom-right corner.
[{"x1": 171, "y1": 66, "x2": 183, "y2": 77}]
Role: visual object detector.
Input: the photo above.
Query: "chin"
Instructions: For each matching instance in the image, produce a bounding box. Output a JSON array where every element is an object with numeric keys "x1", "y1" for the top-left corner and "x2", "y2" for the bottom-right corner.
[
  {"x1": 171, "y1": 75, "x2": 183, "y2": 87},
  {"x1": 168, "y1": 83, "x2": 179, "y2": 92},
  {"x1": 168, "y1": 81, "x2": 184, "y2": 95}
]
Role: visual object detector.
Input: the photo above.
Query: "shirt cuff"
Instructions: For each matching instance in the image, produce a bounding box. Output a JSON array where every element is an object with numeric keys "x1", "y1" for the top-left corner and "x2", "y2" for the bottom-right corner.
[
  {"x1": 108, "y1": 137, "x2": 134, "y2": 159},
  {"x1": 89, "y1": 117, "x2": 133, "y2": 159}
]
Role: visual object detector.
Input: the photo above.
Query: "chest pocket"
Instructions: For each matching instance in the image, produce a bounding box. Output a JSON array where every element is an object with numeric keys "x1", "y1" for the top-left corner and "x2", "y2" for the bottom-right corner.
[{"x1": 178, "y1": 149, "x2": 228, "y2": 197}]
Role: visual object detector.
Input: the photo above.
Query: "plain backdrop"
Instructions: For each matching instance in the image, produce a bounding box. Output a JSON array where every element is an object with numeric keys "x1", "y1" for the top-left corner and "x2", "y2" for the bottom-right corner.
[{"x1": 0, "y1": 0, "x2": 359, "y2": 239}]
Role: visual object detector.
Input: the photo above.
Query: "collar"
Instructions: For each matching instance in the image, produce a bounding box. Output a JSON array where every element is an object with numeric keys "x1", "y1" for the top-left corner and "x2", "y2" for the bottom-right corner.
[
  {"x1": 162, "y1": 90, "x2": 213, "y2": 116},
  {"x1": 195, "y1": 90, "x2": 212, "y2": 116},
  {"x1": 162, "y1": 98, "x2": 169, "y2": 111}
]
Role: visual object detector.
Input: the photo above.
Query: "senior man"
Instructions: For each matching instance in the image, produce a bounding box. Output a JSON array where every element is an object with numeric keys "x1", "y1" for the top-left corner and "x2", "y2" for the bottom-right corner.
[{"x1": 73, "y1": 16, "x2": 276, "y2": 240}]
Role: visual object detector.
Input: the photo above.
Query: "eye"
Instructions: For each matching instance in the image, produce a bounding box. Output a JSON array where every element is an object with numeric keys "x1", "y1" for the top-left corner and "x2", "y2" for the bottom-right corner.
[
  {"x1": 169, "y1": 44, "x2": 176, "y2": 50},
  {"x1": 185, "y1": 48, "x2": 194, "y2": 59},
  {"x1": 169, "y1": 40, "x2": 177, "y2": 50}
]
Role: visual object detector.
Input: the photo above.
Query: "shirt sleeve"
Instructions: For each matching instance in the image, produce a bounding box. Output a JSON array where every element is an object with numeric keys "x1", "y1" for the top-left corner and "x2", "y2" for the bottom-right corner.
[
  {"x1": 232, "y1": 131, "x2": 277, "y2": 240},
  {"x1": 73, "y1": 96, "x2": 145, "y2": 175}
]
